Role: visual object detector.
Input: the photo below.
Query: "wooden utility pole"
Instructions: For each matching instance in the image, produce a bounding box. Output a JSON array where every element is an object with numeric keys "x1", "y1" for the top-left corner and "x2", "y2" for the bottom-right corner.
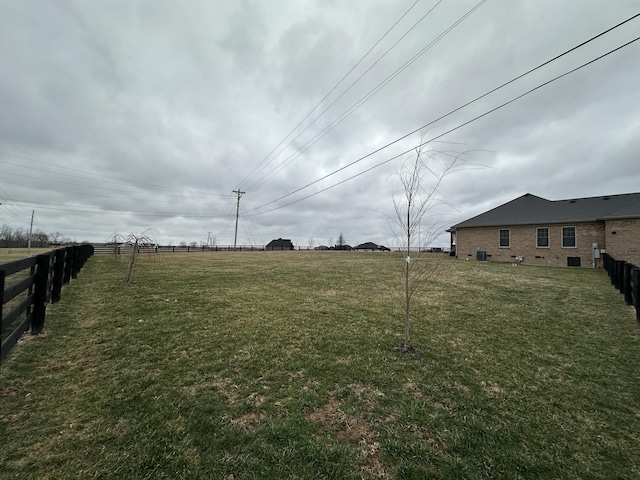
[
  {"x1": 27, "y1": 209, "x2": 34, "y2": 255},
  {"x1": 232, "y1": 189, "x2": 245, "y2": 251}
]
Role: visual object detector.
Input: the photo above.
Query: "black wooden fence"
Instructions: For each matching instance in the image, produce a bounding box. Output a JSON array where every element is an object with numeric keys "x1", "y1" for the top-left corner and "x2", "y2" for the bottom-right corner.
[
  {"x1": 0, "y1": 245, "x2": 94, "y2": 362},
  {"x1": 92, "y1": 244, "x2": 295, "y2": 254},
  {"x1": 602, "y1": 253, "x2": 640, "y2": 323}
]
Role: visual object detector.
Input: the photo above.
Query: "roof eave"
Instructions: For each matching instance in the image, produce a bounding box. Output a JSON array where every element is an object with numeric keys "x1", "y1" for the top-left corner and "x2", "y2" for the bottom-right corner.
[{"x1": 600, "y1": 214, "x2": 640, "y2": 221}]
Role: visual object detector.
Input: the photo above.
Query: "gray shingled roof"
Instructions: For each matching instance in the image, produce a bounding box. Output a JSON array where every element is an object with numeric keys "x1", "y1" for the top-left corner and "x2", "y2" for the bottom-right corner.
[
  {"x1": 266, "y1": 237, "x2": 294, "y2": 247},
  {"x1": 452, "y1": 192, "x2": 640, "y2": 229}
]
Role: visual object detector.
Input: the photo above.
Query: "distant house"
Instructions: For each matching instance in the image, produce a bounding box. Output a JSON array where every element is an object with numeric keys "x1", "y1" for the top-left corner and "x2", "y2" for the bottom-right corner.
[
  {"x1": 449, "y1": 192, "x2": 640, "y2": 267},
  {"x1": 354, "y1": 242, "x2": 390, "y2": 251},
  {"x1": 265, "y1": 238, "x2": 294, "y2": 251},
  {"x1": 331, "y1": 244, "x2": 353, "y2": 251}
]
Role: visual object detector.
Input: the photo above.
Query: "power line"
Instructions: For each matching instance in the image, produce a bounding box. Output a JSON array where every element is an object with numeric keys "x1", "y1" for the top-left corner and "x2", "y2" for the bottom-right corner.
[
  {"x1": 0, "y1": 170, "x2": 233, "y2": 201},
  {"x1": 0, "y1": 151, "x2": 232, "y2": 198},
  {"x1": 244, "y1": 13, "x2": 640, "y2": 215},
  {"x1": 7, "y1": 198, "x2": 237, "y2": 218},
  {"x1": 214, "y1": 214, "x2": 238, "y2": 241},
  {"x1": 0, "y1": 183, "x2": 33, "y2": 228},
  {"x1": 236, "y1": 0, "x2": 431, "y2": 192},
  {"x1": 248, "y1": 0, "x2": 486, "y2": 193},
  {"x1": 245, "y1": 34, "x2": 640, "y2": 217}
]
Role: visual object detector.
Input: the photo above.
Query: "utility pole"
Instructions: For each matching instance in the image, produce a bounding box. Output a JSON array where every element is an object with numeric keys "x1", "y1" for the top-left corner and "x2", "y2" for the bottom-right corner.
[
  {"x1": 232, "y1": 189, "x2": 245, "y2": 251},
  {"x1": 27, "y1": 209, "x2": 34, "y2": 255}
]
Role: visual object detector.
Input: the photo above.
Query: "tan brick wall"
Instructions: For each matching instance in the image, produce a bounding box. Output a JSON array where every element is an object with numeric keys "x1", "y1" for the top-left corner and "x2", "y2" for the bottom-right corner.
[
  {"x1": 604, "y1": 218, "x2": 640, "y2": 266},
  {"x1": 455, "y1": 222, "x2": 606, "y2": 267}
]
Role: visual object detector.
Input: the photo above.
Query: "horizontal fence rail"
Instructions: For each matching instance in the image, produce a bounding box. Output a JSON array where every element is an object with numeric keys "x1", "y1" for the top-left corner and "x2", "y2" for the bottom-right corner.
[
  {"x1": 92, "y1": 245, "x2": 269, "y2": 254},
  {"x1": 91, "y1": 244, "x2": 448, "y2": 255},
  {"x1": 602, "y1": 253, "x2": 640, "y2": 323},
  {"x1": 0, "y1": 244, "x2": 94, "y2": 362}
]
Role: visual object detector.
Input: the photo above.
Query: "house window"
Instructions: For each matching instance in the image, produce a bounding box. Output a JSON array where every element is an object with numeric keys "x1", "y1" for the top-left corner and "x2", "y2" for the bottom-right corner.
[
  {"x1": 562, "y1": 226, "x2": 576, "y2": 248},
  {"x1": 537, "y1": 228, "x2": 549, "y2": 247},
  {"x1": 499, "y1": 229, "x2": 510, "y2": 247}
]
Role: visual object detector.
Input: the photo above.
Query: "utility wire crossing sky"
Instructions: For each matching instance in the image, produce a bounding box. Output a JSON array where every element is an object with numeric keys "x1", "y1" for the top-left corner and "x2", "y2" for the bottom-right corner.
[{"x1": 0, "y1": 1, "x2": 638, "y2": 247}]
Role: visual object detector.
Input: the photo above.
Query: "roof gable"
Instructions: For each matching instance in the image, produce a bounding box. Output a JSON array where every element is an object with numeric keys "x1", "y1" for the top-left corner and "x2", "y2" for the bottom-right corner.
[
  {"x1": 355, "y1": 242, "x2": 379, "y2": 249},
  {"x1": 266, "y1": 238, "x2": 293, "y2": 247},
  {"x1": 453, "y1": 192, "x2": 640, "y2": 228},
  {"x1": 453, "y1": 194, "x2": 551, "y2": 228}
]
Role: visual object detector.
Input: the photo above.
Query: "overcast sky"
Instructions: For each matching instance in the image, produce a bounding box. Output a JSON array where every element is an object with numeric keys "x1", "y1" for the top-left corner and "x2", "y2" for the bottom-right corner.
[{"x1": 1, "y1": 0, "x2": 638, "y2": 248}]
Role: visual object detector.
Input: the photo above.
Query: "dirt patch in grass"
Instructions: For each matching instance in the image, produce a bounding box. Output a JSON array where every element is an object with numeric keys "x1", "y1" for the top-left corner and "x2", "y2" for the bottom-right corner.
[
  {"x1": 481, "y1": 380, "x2": 505, "y2": 397},
  {"x1": 306, "y1": 392, "x2": 392, "y2": 479},
  {"x1": 186, "y1": 377, "x2": 239, "y2": 404},
  {"x1": 401, "y1": 381, "x2": 425, "y2": 399},
  {"x1": 347, "y1": 383, "x2": 385, "y2": 409},
  {"x1": 231, "y1": 411, "x2": 265, "y2": 431}
]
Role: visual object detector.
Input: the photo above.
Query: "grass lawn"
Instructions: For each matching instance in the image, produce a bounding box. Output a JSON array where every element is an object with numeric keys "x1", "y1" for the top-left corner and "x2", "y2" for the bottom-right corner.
[
  {"x1": 0, "y1": 248, "x2": 54, "y2": 263},
  {"x1": 1, "y1": 252, "x2": 639, "y2": 479}
]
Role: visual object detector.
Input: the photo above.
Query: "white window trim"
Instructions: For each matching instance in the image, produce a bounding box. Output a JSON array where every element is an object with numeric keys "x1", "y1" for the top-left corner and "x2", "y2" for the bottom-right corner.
[
  {"x1": 561, "y1": 226, "x2": 577, "y2": 248},
  {"x1": 499, "y1": 228, "x2": 510, "y2": 248},
  {"x1": 536, "y1": 227, "x2": 550, "y2": 248}
]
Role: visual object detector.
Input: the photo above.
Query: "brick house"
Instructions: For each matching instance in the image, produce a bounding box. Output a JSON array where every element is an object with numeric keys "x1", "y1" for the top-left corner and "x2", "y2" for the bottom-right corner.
[{"x1": 448, "y1": 192, "x2": 640, "y2": 267}]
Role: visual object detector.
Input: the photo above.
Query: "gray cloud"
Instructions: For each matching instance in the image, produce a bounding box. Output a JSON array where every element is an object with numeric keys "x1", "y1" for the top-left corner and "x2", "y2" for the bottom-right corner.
[{"x1": 0, "y1": 0, "x2": 638, "y2": 247}]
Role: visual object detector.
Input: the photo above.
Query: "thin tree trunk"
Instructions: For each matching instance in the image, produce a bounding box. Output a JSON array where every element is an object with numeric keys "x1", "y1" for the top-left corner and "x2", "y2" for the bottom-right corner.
[
  {"x1": 404, "y1": 208, "x2": 411, "y2": 348},
  {"x1": 125, "y1": 238, "x2": 138, "y2": 285}
]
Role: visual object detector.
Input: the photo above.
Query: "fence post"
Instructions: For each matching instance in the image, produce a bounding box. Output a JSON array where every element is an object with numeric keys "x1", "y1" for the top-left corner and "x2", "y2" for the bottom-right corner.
[
  {"x1": 31, "y1": 254, "x2": 50, "y2": 334},
  {"x1": 617, "y1": 261, "x2": 622, "y2": 291},
  {"x1": 64, "y1": 246, "x2": 73, "y2": 284},
  {"x1": 623, "y1": 262, "x2": 632, "y2": 305},
  {"x1": 0, "y1": 270, "x2": 5, "y2": 343},
  {"x1": 614, "y1": 260, "x2": 622, "y2": 291},
  {"x1": 71, "y1": 246, "x2": 80, "y2": 279},
  {"x1": 78, "y1": 245, "x2": 88, "y2": 269},
  {"x1": 633, "y1": 268, "x2": 640, "y2": 324},
  {"x1": 604, "y1": 253, "x2": 613, "y2": 280},
  {"x1": 607, "y1": 254, "x2": 616, "y2": 285},
  {"x1": 51, "y1": 248, "x2": 65, "y2": 303}
]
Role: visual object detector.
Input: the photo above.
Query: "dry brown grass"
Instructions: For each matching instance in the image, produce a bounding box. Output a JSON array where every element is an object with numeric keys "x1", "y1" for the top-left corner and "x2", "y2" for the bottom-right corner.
[{"x1": 0, "y1": 247, "x2": 53, "y2": 263}]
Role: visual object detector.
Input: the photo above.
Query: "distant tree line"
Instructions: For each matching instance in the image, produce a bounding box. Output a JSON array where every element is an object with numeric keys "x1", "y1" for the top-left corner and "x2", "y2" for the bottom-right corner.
[{"x1": 0, "y1": 224, "x2": 72, "y2": 248}]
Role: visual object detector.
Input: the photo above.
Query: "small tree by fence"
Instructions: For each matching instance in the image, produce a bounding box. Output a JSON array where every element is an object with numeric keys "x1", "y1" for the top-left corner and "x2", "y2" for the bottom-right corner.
[
  {"x1": 602, "y1": 253, "x2": 640, "y2": 323},
  {"x1": 0, "y1": 244, "x2": 93, "y2": 362}
]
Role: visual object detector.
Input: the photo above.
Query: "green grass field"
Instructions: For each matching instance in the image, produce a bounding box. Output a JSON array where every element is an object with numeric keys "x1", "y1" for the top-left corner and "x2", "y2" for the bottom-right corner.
[
  {"x1": 0, "y1": 248, "x2": 53, "y2": 263},
  {"x1": 1, "y1": 252, "x2": 639, "y2": 479}
]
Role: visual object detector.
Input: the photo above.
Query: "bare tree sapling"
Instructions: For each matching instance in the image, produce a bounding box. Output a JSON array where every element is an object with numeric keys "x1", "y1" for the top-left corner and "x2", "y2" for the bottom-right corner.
[
  {"x1": 111, "y1": 229, "x2": 159, "y2": 285},
  {"x1": 391, "y1": 140, "x2": 468, "y2": 353}
]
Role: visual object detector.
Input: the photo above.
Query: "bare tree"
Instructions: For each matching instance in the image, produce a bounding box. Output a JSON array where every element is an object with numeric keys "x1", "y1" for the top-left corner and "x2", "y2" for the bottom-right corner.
[
  {"x1": 307, "y1": 236, "x2": 315, "y2": 250},
  {"x1": 337, "y1": 233, "x2": 345, "y2": 247},
  {"x1": 49, "y1": 231, "x2": 70, "y2": 246},
  {"x1": 390, "y1": 139, "x2": 468, "y2": 353},
  {"x1": 0, "y1": 225, "x2": 52, "y2": 247},
  {"x1": 112, "y1": 229, "x2": 158, "y2": 285}
]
